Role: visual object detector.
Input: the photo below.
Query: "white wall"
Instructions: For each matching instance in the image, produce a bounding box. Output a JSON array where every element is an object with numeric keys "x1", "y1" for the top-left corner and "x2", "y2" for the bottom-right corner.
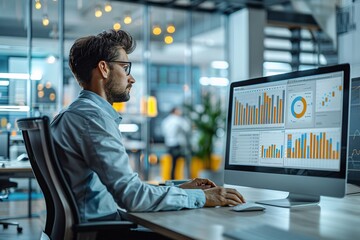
[
  {"x1": 338, "y1": 2, "x2": 360, "y2": 78},
  {"x1": 228, "y1": 8, "x2": 265, "y2": 82}
]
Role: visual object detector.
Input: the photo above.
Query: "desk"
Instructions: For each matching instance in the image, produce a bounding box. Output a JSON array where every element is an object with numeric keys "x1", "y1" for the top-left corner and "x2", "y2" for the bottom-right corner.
[
  {"x1": 0, "y1": 161, "x2": 35, "y2": 219},
  {"x1": 126, "y1": 185, "x2": 360, "y2": 240}
]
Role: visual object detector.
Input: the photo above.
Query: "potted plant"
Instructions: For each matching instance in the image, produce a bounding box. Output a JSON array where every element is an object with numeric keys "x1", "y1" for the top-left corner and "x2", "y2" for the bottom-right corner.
[{"x1": 184, "y1": 92, "x2": 225, "y2": 174}]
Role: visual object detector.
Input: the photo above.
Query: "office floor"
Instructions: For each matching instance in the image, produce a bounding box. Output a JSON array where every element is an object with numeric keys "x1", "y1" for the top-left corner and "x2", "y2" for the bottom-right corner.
[{"x1": 0, "y1": 198, "x2": 46, "y2": 240}]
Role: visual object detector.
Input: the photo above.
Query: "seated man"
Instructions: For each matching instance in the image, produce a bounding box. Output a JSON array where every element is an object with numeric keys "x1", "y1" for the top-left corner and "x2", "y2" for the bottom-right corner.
[{"x1": 50, "y1": 29, "x2": 245, "y2": 223}]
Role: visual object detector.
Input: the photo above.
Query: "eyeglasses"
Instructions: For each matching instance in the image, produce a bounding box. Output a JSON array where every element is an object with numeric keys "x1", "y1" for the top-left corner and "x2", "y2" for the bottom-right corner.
[{"x1": 108, "y1": 61, "x2": 132, "y2": 76}]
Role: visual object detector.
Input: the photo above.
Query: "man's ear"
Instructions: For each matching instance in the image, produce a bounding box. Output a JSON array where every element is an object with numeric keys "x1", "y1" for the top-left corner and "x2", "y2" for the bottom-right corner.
[{"x1": 98, "y1": 60, "x2": 109, "y2": 79}]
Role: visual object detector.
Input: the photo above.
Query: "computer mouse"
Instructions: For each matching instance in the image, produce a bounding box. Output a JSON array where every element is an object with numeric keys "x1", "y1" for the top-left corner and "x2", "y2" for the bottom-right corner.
[{"x1": 232, "y1": 202, "x2": 266, "y2": 212}]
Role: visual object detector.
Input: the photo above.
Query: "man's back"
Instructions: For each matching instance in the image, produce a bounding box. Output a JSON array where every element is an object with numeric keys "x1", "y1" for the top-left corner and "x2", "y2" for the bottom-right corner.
[
  {"x1": 51, "y1": 90, "x2": 122, "y2": 221},
  {"x1": 51, "y1": 90, "x2": 206, "y2": 222}
]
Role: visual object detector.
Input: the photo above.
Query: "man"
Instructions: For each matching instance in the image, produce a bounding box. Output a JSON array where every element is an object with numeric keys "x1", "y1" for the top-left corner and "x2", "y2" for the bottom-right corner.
[
  {"x1": 51, "y1": 29, "x2": 245, "y2": 223},
  {"x1": 161, "y1": 107, "x2": 190, "y2": 179}
]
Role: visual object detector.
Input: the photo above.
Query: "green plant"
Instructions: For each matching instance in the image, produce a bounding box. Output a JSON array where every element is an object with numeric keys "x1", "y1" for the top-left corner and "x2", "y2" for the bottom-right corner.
[{"x1": 184, "y1": 92, "x2": 225, "y2": 169}]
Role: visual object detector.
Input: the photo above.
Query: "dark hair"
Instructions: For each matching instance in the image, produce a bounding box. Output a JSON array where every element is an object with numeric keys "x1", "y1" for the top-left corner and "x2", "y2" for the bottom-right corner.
[
  {"x1": 68, "y1": 29, "x2": 136, "y2": 86},
  {"x1": 170, "y1": 107, "x2": 179, "y2": 114}
]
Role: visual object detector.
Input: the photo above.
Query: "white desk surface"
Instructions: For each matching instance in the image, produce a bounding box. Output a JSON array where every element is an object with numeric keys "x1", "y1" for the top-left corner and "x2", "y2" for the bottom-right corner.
[{"x1": 126, "y1": 184, "x2": 360, "y2": 240}]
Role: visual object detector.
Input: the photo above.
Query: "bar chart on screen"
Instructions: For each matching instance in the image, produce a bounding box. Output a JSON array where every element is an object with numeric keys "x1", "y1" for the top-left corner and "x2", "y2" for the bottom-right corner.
[
  {"x1": 259, "y1": 131, "x2": 284, "y2": 166},
  {"x1": 233, "y1": 85, "x2": 285, "y2": 127},
  {"x1": 284, "y1": 129, "x2": 341, "y2": 170}
]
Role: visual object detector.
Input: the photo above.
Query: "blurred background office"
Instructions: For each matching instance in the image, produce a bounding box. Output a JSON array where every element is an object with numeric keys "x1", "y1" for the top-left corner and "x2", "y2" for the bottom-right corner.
[{"x1": 0, "y1": 0, "x2": 359, "y2": 185}]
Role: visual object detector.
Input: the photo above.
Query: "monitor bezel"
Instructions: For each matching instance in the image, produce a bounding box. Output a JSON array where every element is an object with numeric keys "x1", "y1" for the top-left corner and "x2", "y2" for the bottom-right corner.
[
  {"x1": 348, "y1": 76, "x2": 360, "y2": 186},
  {"x1": 224, "y1": 64, "x2": 350, "y2": 181}
]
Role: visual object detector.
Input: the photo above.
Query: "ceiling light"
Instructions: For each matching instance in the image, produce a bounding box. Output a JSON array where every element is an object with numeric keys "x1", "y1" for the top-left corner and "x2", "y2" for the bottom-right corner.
[
  {"x1": 118, "y1": 124, "x2": 139, "y2": 133},
  {"x1": 166, "y1": 24, "x2": 176, "y2": 34},
  {"x1": 49, "y1": 93, "x2": 56, "y2": 101},
  {"x1": 211, "y1": 61, "x2": 229, "y2": 69},
  {"x1": 0, "y1": 106, "x2": 30, "y2": 112},
  {"x1": 199, "y1": 77, "x2": 210, "y2": 86},
  {"x1": 35, "y1": 0, "x2": 42, "y2": 10},
  {"x1": 0, "y1": 72, "x2": 42, "y2": 80},
  {"x1": 124, "y1": 15, "x2": 132, "y2": 24},
  {"x1": 152, "y1": 25, "x2": 162, "y2": 35},
  {"x1": 209, "y1": 77, "x2": 229, "y2": 86},
  {"x1": 45, "y1": 81, "x2": 52, "y2": 88},
  {"x1": 164, "y1": 35, "x2": 173, "y2": 44},
  {"x1": 113, "y1": 22, "x2": 121, "y2": 31},
  {"x1": 104, "y1": 2, "x2": 112, "y2": 12},
  {"x1": 42, "y1": 15, "x2": 50, "y2": 26},
  {"x1": 38, "y1": 83, "x2": 44, "y2": 91},
  {"x1": 46, "y1": 55, "x2": 56, "y2": 64},
  {"x1": 199, "y1": 77, "x2": 229, "y2": 86},
  {"x1": 95, "y1": 7, "x2": 102, "y2": 18},
  {"x1": 0, "y1": 80, "x2": 9, "y2": 86}
]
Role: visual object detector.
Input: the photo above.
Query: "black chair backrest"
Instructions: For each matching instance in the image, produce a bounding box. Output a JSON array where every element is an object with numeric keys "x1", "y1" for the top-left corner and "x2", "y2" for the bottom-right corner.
[
  {"x1": 0, "y1": 131, "x2": 10, "y2": 160},
  {"x1": 17, "y1": 116, "x2": 81, "y2": 240}
]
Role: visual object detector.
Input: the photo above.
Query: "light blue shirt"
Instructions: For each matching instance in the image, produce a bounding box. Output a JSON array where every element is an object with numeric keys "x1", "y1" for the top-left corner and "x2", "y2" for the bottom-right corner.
[{"x1": 50, "y1": 90, "x2": 205, "y2": 222}]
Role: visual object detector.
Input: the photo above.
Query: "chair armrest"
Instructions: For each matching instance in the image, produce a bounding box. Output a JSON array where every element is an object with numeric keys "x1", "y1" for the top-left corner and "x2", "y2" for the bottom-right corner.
[{"x1": 74, "y1": 221, "x2": 137, "y2": 232}]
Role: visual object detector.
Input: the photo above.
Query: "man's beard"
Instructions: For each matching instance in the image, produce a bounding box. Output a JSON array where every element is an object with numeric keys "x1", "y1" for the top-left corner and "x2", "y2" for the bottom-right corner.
[{"x1": 104, "y1": 76, "x2": 130, "y2": 104}]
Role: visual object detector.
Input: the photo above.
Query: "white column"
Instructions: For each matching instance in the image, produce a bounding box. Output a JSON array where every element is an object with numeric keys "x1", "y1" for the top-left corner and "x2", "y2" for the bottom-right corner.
[
  {"x1": 338, "y1": 2, "x2": 360, "y2": 78},
  {"x1": 228, "y1": 8, "x2": 266, "y2": 82}
]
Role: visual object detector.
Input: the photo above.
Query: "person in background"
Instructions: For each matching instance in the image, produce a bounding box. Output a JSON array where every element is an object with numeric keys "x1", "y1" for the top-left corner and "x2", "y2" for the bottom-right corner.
[
  {"x1": 161, "y1": 107, "x2": 190, "y2": 179},
  {"x1": 50, "y1": 29, "x2": 245, "y2": 229}
]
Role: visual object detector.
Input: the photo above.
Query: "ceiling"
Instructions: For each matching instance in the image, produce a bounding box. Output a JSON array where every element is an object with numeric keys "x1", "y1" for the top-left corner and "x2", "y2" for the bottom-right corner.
[
  {"x1": 111, "y1": 0, "x2": 293, "y2": 15},
  {"x1": 0, "y1": 0, "x2": 295, "y2": 39},
  {"x1": 0, "y1": 0, "x2": 338, "y2": 65}
]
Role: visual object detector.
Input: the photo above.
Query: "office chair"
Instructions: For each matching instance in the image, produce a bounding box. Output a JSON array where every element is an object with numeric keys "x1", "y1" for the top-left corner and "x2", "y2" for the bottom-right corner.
[
  {"x1": 17, "y1": 116, "x2": 139, "y2": 240},
  {"x1": 0, "y1": 180, "x2": 23, "y2": 233}
]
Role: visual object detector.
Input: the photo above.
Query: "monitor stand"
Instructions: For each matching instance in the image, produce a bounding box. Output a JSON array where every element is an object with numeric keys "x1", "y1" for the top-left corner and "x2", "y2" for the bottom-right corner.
[{"x1": 255, "y1": 193, "x2": 320, "y2": 208}]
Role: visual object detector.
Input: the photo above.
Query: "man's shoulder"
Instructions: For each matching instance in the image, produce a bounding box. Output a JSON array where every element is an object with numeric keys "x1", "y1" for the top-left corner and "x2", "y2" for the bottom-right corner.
[
  {"x1": 56, "y1": 99, "x2": 103, "y2": 122},
  {"x1": 69, "y1": 98, "x2": 102, "y2": 113}
]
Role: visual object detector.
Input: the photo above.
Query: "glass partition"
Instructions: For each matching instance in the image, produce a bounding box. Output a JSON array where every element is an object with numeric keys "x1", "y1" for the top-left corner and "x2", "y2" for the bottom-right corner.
[{"x1": 0, "y1": 0, "x2": 227, "y2": 180}]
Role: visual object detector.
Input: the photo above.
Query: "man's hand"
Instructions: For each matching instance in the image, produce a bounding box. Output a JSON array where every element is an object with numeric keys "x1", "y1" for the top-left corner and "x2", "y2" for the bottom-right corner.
[
  {"x1": 203, "y1": 186, "x2": 245, "y2": 206},
  {"x1": 178, "y1": 178, "x2": 216, "y2": 190}
]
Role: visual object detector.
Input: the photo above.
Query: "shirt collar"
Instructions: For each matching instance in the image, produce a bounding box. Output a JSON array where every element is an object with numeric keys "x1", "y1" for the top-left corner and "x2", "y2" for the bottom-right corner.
[{"x1": 78, "y1": 90, "x2": 123, "y2": 124}]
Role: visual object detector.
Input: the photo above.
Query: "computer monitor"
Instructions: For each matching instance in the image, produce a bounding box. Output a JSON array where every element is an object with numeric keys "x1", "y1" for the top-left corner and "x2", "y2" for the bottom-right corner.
[
  {"x1": 0, "y1": 131, "x2": 10, "y2": 160},
  {"x1": 348, "y1": 77, "x2": 360, "y2": 186},
  {"x1": 224, "y1": 63, "x2": 350, "y2": 208}
]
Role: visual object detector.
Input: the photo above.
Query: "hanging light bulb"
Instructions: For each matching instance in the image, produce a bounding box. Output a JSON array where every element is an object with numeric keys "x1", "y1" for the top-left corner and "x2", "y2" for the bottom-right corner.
[
  {"x1": 152, "y1": 25, "x2": 162, "y2": 35},
  {"x1": 113, "y1": 21, "x2": 121, "y2": 31},
  {"x1": 164, "y1": 35, "x2": 174, "y2": 44},
  {"x1": 42, "y1": 14, "x2": 50, "y2": 26},
  {"x1": 104, "y1": 2, "x2": 112, "y2": 12},
  {"x1": 166, "y1": 23, "x2": 176, "y2": 34},
  {"x1": 35, "y1": 0, "x2": 42, "y2": 10},
  {"x1": 124, "y1": 14, "x2": 132, "y2": 24},
  {"x1": 95, "y1": 7, "x2": 102, "y2": 18}
]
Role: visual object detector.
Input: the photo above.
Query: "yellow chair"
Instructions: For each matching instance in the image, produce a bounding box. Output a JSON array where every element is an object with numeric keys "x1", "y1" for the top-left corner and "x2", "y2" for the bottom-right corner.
[
  {"x1": 174, "y1": 157, "x2": 185, "y2": 180},
  {"x1": 160, "y1": 154, "x2": 172, "y2": 181},
  {"x1": 160, "y1": 154, "x2": 185, "y2": 180},
  {"x1": 190, "y1": 155, "x2": 222, "y2": 179}
]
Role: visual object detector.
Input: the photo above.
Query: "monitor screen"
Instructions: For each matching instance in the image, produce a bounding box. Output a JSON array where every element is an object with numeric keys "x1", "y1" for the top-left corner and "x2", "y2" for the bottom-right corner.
[
  {"x1": 348, "y1": 77, "x2": 360, "y2": 186},
  {"x1": 224, "y1": 64, "x2": 350, "y2": 207},
  {"x1": 0, "y1": 131, "x2": 10, "y2": 160}
]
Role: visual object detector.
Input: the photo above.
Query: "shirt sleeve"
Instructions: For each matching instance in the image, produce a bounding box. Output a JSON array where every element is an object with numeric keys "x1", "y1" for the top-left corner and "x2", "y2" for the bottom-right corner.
[{"x1": 81, "y1": 114, "x2": 206, "y2": 212}]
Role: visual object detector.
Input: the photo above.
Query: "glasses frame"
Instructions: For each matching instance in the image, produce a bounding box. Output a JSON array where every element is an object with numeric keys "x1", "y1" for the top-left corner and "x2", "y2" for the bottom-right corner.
[{"x1": 108, "y1": 61, "x2": 132, "y2": 76}]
